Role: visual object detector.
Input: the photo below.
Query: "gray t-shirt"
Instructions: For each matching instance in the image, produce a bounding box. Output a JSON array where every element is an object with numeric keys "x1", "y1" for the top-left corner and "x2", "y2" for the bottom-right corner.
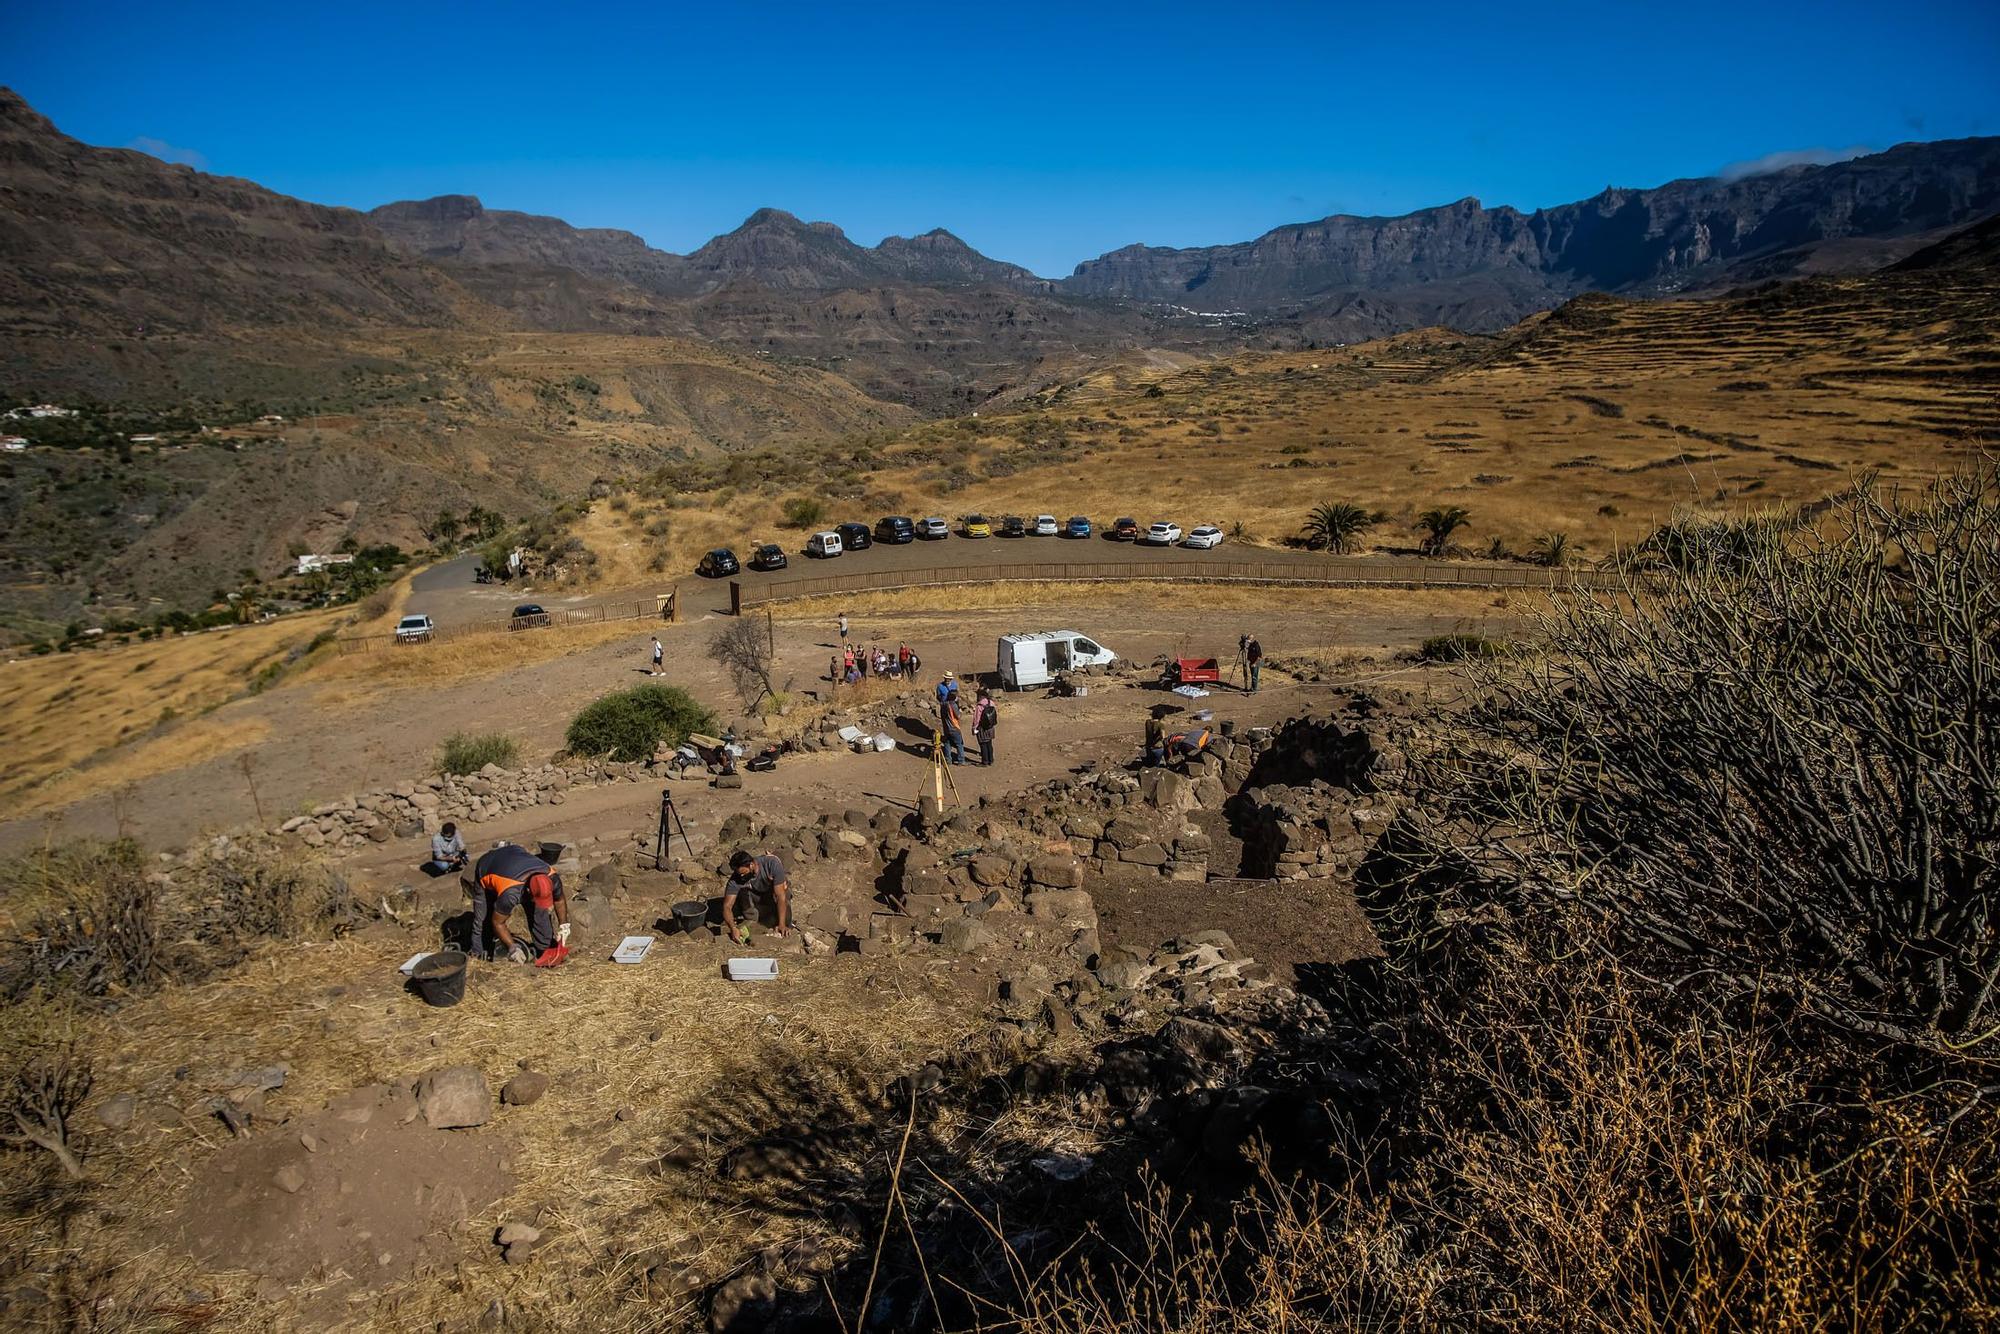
[
  {"x1": 432, "y1": 830, "x2": 466, "y2": 862},
  {"x1": 725, "y1": 854, "x2": 787, "y2": 905}
]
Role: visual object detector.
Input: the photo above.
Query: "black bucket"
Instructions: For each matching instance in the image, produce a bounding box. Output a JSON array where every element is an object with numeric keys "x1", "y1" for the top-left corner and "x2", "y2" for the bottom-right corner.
[
  {"x1": 538, "y1": 841, "x2": 567, "y2": 864},
  {"x1": 1220, "y1": 720, "x2": 1236, "y2": 738},
  {"x1": 411, "y1": 950, "x2": 469, "y2": 1007},
  {"x1": 672, "y1": 900, "x2": 709, "y2": 935}
]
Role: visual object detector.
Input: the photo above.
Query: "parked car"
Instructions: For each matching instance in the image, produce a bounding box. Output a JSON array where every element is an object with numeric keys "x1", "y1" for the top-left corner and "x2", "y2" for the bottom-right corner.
[
  {"x1": 509, "y1": 603, "x2": 551, "y2": 630},
  {"x1": 999, "y1": 515, "x2": 1028, "y2": 537},
  {"x1": 874, "y1": 515, "x2": 916, "y2": 544},
  {"x1": 1064, "y1": 515, "x2": 1093, "y2": 539},
  {"x1": 749, "y1": 543, "x2": 788, "y2": 571},
  {"x1": 807, "y1": 531, "x2": 845, "y2": 558},
  {"x1": 835, "y1": 522, "x2": 872, "y2": 551},
  {"x1": 394, "y1": 613, "x2": 435, "y2": 644},
  {"x1": 1183, "y1": 525, "x2": 1224, "y2": 549},
  {"x1": 962, "y1": 513, "x2": 992, "y2": 538},
  {"x1": 697, "y1": 548, "x2": 740, "y2": 577},
  {"x1": 1145, "y1": 522, "x2": 1183, "y2": 545},
  {"x1": 1033, "y1": 514, "x2": 1059, "y2": 536},
  {"x1": 1110, "y1": 517, "x2": 1141, "y2": 541},
  {"x1": 918, "y1": 516, "x2": 950, "y2": 540}
]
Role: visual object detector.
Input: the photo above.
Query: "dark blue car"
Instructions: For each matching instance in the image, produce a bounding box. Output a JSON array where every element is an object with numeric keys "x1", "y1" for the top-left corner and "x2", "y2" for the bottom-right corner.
[{"x1": 1064, "y1": 515, "x2": 1093, "y2": 539}]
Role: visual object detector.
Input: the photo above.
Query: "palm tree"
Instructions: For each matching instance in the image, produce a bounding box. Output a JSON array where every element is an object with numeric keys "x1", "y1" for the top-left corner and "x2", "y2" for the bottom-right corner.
[
  {"x1": 1531, "y1": 531, "x2": 1576, "y2": 567},
  {"x1": 1302, "y1": 502, "x2": 1375, "y2": 554},
  {"x1": 1417, "y1": 506, "x2": 1472, "y2": 557}
]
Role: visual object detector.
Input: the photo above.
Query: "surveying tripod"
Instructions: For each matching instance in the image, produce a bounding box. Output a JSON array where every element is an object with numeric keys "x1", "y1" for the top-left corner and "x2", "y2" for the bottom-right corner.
[
  {"x1": 915, "y1": 726, "x2": 963, "y2": 811},
  {"x1": 653, "y1": 788, "x2": 695, "y2": 871}
]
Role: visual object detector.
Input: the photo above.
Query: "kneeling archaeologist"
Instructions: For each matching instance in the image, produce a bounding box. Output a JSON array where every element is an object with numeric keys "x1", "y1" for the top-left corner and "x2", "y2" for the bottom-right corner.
[
  {"x1": 469, "y1": 843, "x2": 571, "y2": 962},
  {"x1": 721, "y1": 849, "x2": 791, "y2": 944}
]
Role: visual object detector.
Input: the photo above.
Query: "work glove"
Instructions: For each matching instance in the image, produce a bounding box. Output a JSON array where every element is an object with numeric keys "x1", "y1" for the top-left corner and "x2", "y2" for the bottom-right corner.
[
  {"x1": 555, "y1": 923, "x2": 571, "y2": 947},
  {"x1": 508, "y1": 944, "x2": 529, "y2": 965}
]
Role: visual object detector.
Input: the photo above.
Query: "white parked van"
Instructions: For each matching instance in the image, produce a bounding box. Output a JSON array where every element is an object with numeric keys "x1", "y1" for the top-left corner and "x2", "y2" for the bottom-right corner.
[
  {"x1": 996, "y1": 630, "x2": 1117, "y2": 689},
  {"x1": 806, "y1": 530, "x2": 844, "y2": 558}
]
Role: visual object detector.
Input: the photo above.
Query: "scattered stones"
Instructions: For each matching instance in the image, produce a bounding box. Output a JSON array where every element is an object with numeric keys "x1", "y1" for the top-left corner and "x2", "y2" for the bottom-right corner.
[{"x1": 937, "y1": 919, "x2": 994, "y2": 953}]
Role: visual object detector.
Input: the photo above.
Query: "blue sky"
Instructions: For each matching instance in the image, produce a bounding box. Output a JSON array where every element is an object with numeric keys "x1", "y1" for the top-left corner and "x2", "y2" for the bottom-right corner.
[{"x1": 6, "y1": 1, "x2": 1997, "y2": 276}]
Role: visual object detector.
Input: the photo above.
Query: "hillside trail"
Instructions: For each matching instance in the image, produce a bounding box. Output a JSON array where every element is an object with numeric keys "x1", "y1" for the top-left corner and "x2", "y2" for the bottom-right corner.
[{"x1": 0, "y1": 600, "x2": 1496, "y2": 857}]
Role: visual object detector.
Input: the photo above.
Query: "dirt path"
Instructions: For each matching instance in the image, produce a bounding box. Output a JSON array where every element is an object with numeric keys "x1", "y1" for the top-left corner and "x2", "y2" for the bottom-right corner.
[{"x1": 0, "y1": 599, "x2": 1484, "y2": 856}]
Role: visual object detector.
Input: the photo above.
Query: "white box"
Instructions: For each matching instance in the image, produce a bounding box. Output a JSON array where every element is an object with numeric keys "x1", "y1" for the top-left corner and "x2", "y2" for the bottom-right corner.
[
  {"x1": 725, "y1": 957, "x2": 779, "y2": 982},
  {"x1": 612, "y1": 935, "x2": 656, "y2": 965}
]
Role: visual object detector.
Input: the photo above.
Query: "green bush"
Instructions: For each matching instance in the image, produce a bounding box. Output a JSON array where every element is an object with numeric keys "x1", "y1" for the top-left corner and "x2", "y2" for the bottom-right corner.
[
  {"x1": 436, "y1": 731, "x2": 520, "y2": 775},
  {"x1": 565, "y1": 685, "x2": 714, "y2": 762},
  {"x1": 781, "y1": 496, "x2": 825, "y2": 529},
  {"x1": 1420, "y1": 633, "x2": 1507, "y2": 662}
]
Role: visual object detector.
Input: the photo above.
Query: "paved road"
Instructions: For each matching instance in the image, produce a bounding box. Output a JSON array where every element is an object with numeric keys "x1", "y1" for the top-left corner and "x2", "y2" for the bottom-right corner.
[{"x1": 408, "y1": 532, "x2": 1580, "y2": 633}]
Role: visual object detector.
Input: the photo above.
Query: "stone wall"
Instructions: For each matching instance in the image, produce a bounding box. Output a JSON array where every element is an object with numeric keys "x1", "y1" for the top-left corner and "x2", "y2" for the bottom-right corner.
[{"x1": 274, "y1": 759, "x2": 654, "y2": 851}]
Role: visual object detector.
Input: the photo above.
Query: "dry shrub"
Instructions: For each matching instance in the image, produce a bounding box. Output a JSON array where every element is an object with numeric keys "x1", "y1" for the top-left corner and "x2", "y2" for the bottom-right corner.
[
  {"x1": 0, "y1": 839, "x2": 355, "y2": 1003},
  {"x1": 1011, "y1": 471, "x2": 2000, "y2": 1331}
]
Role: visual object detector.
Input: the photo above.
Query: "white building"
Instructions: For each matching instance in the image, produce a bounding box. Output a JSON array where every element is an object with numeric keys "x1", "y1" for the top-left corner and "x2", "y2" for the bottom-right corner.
[
  {"x1": 0, "y1": 435, "x2": 25, "y2": 451},
  {"x1": 295, "y1": 552, "x2": 357, "y2": 575}
]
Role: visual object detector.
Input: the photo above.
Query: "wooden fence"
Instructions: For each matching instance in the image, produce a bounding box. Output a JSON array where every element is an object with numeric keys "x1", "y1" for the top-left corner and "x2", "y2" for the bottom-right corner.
[{"x1": 731, "y1": 556, "x2": 1623, "y2": 609}]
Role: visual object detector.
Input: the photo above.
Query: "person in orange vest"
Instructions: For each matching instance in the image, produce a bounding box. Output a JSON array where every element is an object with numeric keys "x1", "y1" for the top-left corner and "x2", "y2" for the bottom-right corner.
[{"x1": 469, "y1": 843, "x2": 570, "y2": 962}]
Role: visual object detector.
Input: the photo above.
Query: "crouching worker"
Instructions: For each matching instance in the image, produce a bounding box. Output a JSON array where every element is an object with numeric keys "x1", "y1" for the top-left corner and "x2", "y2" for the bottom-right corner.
[
  {"x1": 721, "y1": 849, "x2": 791, "y2": 945},
  {"x1": 469, "y1": 843, "x2": 571, "y2": 963},
  {"x1": 1168, "y1": 721, "x2": 1213, "y2": 768},
  {"x1": 424, "y1": 822, "x2": 467, "y2": 877}
]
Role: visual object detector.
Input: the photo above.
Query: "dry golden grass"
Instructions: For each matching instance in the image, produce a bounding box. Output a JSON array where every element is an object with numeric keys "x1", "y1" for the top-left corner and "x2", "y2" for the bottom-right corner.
[
  {"x1": 13, "y1": 922, "x2": 1019, "y2": 1331},
  {"x1": 570, "y1": 271, "x2": 1994, "y2": 578},
  {"x1": 302, "y1": 618, "x2": 645, "y2": 702},
  {"x1": 0, "y1": 613, "x2": 338, "y2": 811},
  {"x1": 773, "y1": 580, "x2": 1532, "y2": 621}
]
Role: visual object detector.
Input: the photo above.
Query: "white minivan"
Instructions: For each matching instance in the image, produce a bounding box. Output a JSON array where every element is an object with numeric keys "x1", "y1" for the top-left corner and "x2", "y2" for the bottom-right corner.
[
  {"x1": 996, "y1": 630, "x2": 1117, "y2": 689},
  {"x1": 806, "y1": 531, "x2": 844, "y2": 558}
]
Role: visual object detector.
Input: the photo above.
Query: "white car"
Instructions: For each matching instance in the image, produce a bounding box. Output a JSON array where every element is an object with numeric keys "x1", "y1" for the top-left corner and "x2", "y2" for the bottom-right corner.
[
  {"x1": 1145, "y1": 521, "x2": 1183, "y2": 545},
  {"x1": 1032, "y1": 514, "x2": 1059, "y2": 536},
  {"x1": 806, "y1": 530, "x2": 844, "y2": 558},
  {"x1": 394, "y1": 613, "x2": 435, "y2": 644},
  {"x1": 918, "y1": 516, "x2": 950, "y2": 539},
  {"x1": 1183, "y1": 525, "x2": 1224, "y2": 549}
]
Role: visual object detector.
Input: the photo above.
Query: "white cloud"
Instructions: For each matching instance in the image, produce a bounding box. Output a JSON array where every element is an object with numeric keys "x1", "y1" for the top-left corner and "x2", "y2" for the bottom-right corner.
[
  {"x1": 126, "y1": 136, "x2": 208, "y2": 170},
  {"x1": 1716, "y1": 145, "x2": 1871, "y2": 182}
]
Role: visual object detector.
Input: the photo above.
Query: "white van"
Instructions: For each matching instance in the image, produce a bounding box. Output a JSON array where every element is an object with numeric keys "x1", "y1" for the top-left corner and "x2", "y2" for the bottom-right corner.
[
  {"x1": 806, "y1": 530, "x2": 844, "y2": 558},
  {"x1": 996, "y1": 630, "x2": 1117, "y2": 690}
]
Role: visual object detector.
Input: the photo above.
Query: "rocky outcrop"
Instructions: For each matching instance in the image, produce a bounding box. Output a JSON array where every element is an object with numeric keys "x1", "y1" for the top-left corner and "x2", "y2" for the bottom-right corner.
[
  {"x1": 275, "y1": 759, "x2": 650, "y2": 850},
  {"x1": 1061, "y1": 137, "x2": 2000, "y2": 319}
]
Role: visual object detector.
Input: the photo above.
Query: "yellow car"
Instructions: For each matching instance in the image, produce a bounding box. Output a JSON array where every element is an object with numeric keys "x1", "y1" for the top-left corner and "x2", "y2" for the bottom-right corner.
[{"x1": 961, "y1": 513, "x2": 992, "y2": 538}]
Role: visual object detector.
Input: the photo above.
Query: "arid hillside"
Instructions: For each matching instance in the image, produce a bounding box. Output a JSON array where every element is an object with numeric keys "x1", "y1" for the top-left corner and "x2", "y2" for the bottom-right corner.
[{"x1": 564, "y1": 219, "x2": 1999, "y2": 580}]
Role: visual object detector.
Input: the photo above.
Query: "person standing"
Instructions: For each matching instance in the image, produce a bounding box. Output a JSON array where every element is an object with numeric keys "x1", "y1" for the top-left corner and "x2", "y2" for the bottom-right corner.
[
  {"x1": 1145, "y1": 708, "x2": 1169, "y2": 766},
  {"x1": 973, "y1": 689, "x2": 998, "y2": 767},
  {"x1": 939, "y1": 681, "x2": 967, "y2": 765},
  {"x1": 837, "y1": 612, "x2": 849, "y2": 642},
  {"x1": 1244, "y1": 634, "x2": 1263, "y2": 693},
  {"x1": 650, "y1": 636, "x2": 664, "y2": 676}
]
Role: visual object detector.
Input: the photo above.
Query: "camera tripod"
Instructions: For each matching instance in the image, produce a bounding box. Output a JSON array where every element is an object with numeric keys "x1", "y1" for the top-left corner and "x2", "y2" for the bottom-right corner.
[{"x1": 653, "y1": 789, "x2": 694, "y2": 871}]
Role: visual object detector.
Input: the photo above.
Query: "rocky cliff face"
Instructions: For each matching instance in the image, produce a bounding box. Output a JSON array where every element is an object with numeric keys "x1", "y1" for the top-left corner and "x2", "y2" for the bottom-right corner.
[
  {"x1": 1062, "y1": 138, "x2": 2000, "y2": 323},
  {"x1": 0, "y1": 88, "x2": 478, "y2": 338}
]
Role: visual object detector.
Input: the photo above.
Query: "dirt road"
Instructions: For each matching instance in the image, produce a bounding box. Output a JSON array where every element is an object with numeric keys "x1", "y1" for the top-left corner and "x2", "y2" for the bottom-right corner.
[{"x1": 0, "y1": 598, "x2": 1496, "y2": 856}]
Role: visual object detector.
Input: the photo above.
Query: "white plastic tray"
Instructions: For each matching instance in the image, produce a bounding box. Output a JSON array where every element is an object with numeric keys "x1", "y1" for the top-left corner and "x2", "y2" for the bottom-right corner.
[
  {"x1": 612, "y1": 935, "x2": 655, "y2": 965},
  {"x1": 725, "y1": 957, "x2": 779, "y2": 982}
]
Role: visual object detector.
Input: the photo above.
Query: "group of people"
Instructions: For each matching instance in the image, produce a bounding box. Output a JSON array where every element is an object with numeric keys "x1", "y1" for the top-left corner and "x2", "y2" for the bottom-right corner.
[
  {"x1": 835, "y1": 640, "x2": 920, "y2": 685},
  {"x1": 935, "y1": 671, "x2": 998, "y2": 766},
  {"x1": 430, "y1": 832, "x2": 794, "y2": 961}
]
